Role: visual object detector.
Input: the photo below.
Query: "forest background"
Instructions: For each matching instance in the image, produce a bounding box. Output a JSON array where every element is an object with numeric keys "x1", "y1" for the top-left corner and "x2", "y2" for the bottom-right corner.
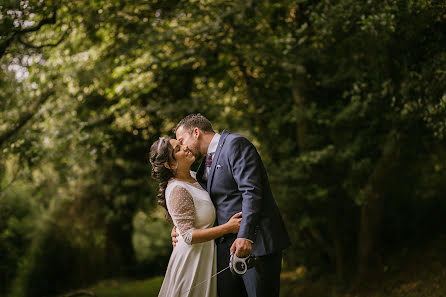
[{"x1": 1, "y1": 1, "x2": 446, "y2": 297}]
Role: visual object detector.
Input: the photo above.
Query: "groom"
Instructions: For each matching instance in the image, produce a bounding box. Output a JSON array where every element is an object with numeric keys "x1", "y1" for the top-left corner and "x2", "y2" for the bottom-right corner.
[{"x1": 172, "y1": 114, "x2": 290, "y2": 297}]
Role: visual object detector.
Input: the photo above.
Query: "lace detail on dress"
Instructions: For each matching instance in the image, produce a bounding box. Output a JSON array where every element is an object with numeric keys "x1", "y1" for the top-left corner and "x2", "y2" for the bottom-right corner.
[{"x1": 167, "y1": 185, "x2": 196, "y2": 245}]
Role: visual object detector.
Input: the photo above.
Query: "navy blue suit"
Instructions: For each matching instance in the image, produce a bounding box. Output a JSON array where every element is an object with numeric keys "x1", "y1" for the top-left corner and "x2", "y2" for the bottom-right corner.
[{"x1": 197, "y1": 130, "x2": 290, "y2": 297}]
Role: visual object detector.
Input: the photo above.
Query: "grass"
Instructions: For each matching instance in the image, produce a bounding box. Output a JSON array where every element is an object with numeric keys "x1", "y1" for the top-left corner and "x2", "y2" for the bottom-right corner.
[
  {"x1": 279, "y1": 236, "x2": 446, "y2": 297},
  {"x1": 60, "y1": 236, "x2": 446, "y2": 297},
  {"x1": 84, "y1": 276, "x2": 164, "y2": 297}
]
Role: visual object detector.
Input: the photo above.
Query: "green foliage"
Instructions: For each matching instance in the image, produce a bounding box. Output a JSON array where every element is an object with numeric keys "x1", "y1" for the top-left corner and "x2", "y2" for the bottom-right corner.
[
  {"x1": 8, "y1": 204, "x2": 107, "y2": 297},
  {"x1": 1, "y1": 0, "x2": 446, "y2": 294},
  {"x1": 132, "y1": 209, "x2": 172, "y2": 276},
  {"x1": 0, "y1": 164, "x2": 35, "y2": 296}
]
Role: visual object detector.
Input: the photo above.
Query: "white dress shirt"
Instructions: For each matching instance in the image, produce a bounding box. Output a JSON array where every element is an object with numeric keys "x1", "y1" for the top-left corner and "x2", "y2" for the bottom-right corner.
[{"x1": 203, "y1": 133, "x2": 221, "y2": 180}]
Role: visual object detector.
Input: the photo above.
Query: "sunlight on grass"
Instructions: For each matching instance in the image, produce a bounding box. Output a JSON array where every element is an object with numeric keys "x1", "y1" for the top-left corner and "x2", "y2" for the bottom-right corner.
[{"x1": 89, "y1": 276, "x2": 163, "y2": 297}]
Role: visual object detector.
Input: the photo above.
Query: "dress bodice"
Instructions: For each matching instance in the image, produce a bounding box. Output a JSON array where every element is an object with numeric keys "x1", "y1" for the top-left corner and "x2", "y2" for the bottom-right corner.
[
  {"x1": 159, "y1": 175, "x2": 218, "y2": 297},
  {"x1": 165, "y1": 179, "x2": 216, "y2": 244}
]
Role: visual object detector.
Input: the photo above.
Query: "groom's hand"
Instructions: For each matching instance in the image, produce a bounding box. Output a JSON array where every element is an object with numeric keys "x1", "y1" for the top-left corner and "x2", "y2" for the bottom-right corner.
[
  {"x1": 171, "y1": 226, "x2": 179, "y2": 248},
  {"x1": 230, "y1": 238, "x2": 252, "y2": 257}
]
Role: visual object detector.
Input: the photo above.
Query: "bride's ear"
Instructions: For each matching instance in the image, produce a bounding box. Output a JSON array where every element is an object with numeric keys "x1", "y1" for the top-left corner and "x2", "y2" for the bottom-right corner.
[{"x1": 164, "y1": 161, "x2": 177, "y2": 170}]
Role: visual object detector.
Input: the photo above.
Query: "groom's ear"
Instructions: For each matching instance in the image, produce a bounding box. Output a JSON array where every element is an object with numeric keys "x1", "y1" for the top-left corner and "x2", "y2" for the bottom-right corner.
[{"x1": 193, "y1": 127, "x2": 200, "y2": 138}]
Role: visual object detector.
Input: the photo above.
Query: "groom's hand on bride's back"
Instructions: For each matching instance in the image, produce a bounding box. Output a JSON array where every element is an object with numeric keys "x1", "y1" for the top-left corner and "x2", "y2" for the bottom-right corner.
[{"x1": 171, "y1": 226, "x2": 179, "y2": 248}]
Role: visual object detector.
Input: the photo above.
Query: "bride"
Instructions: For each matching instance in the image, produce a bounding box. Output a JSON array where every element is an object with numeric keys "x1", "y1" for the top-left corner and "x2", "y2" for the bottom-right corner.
[{"x1": 150, "y1": 137, "x2": 242, "y2": 297}]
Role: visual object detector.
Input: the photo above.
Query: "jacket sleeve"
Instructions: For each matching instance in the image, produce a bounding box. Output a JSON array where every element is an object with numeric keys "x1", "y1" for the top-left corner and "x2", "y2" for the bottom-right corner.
[{"x1": 229, "y1": 136, "x2": 264, "y2": 242}]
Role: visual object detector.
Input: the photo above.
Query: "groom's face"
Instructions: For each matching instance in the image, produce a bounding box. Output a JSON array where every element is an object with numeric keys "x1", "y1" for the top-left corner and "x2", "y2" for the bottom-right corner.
[{"x1": 176, "y1": 126, "x2": 202, "y2": 159}]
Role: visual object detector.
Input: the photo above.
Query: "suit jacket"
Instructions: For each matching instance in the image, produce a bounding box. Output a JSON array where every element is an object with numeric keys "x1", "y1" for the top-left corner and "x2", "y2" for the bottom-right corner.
[{"x1": 197, "y1": 130, "x2": 290, "y2": 256}]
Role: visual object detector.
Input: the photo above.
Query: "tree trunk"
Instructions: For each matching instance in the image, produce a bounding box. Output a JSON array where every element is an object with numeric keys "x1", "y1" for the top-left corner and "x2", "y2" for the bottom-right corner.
[
  {"x1": 356, "y1": 133, "x2": 398, "y2": 284},
  {"x1": 357, "y1": 185, "x2": 382, "y2": 283},
  {"x1": 291, "y1": 83, "x2": 307, "y2": 151},
  {"x1": 329, "y1": 221, "x2": 344, "y2": 281}
]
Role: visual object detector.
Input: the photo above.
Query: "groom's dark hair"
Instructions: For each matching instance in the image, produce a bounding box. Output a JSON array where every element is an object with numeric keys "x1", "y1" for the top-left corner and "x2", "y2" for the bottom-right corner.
[{"x1": 174, "y1": 114, "x2": 214, "y2": 134}]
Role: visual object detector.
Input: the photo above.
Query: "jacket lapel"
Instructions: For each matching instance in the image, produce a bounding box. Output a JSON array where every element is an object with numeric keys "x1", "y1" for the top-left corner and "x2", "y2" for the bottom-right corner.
[
  {"x1": 207, "y1": 130, "x2": 230, "y2": 193},
  {"x1": 196, "y1": 157, "x2": 207, "y2": 190}
]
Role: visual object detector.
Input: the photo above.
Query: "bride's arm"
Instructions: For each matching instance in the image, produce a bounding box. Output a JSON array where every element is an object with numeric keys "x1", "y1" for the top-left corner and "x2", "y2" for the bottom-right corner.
[
  {"x1": 168, "y1": 186, "x2": 241, "y2": 245},
  {"x1": 190, "y1": 212, "x2": 241, "y2": 244}
]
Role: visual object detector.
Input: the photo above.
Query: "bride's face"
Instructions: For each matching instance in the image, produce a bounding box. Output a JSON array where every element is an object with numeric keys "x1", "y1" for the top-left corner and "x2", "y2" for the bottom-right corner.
[{"x1": 169, "y1": 139, "x2": 195, "y2": 170}]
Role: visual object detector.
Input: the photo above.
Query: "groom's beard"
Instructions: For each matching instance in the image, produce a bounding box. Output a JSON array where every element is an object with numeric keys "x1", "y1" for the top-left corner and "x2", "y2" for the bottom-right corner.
[{"x1": 187, "y1": 141, "x2": 201, "y2": 160}]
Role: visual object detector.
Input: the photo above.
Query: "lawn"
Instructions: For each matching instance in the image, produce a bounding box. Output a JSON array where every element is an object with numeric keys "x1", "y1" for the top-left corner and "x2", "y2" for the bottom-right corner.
[
  {"x1": 63, "y1": 274, "x2": 294, "y2": 297},
  {"x1": 82, "y1": 276, "x2": 164, "y2": 297},
  {"x1": 61, "y1": 239, "x2": 446, "y2": 297}
]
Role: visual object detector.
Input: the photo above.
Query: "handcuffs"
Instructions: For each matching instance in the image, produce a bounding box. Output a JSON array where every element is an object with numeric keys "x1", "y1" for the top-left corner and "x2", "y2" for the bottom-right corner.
[{"x1": 229, "y1": 253, "x2": 257, "y2": 276}]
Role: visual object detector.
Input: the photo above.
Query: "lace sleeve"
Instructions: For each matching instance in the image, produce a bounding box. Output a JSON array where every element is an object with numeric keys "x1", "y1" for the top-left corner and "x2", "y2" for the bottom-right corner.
[{"x1": 167, "y1": 185, "x2": 196, "y2": 245}]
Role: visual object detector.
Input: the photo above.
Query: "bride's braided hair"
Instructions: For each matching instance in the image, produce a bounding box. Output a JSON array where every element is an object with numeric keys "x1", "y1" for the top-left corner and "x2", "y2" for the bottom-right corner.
[{"x1": 149, "y1": 137, "x2": 175, "y2": 219}]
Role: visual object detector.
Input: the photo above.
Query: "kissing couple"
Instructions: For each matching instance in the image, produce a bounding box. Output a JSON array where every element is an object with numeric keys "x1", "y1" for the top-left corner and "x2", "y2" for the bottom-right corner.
[{"x1": 150, "y1": 114, "x2": 290, "y2": 297}]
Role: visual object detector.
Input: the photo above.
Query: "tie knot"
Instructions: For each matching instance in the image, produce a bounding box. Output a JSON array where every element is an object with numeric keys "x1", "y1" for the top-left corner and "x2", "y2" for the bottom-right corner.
[{"x1": 205, "y1": 153, "x2": 214, "y2": 167}]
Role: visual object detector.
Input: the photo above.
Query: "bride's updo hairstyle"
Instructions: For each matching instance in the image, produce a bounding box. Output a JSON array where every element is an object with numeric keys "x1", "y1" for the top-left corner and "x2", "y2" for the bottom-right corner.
[{"x1": 149, "y1": 137, "x2": 175, "y2": 218}]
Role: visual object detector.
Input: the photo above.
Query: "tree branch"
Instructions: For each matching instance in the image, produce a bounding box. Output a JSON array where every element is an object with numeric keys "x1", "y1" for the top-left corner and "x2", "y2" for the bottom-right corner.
[
  {"x1": 0, "y1": 33, "x2": 17, "y2": 59},
  {"x1": 17, "y1": 27, "x2": 70, "y2": 49},
  {"x1": 0, "y1": 164, "x2": 21, "y2": 195},
  {"x1": 13, "y1": 7, "x2": 57, "y2": 34},
  {"x1": 0, "y1": 91, "x2": 53, "y2": 148},
  {"x1": 0, "y1": 6, "x2": 58, "y2": 59},
  {"x1": 63, "y1": 290, "x2": 97, "y2": 297}
]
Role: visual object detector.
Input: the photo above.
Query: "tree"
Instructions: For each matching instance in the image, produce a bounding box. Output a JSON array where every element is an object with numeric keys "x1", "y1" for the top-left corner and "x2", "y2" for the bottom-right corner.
[{"x1": 2, "y1": 0, "x2": 446, "y2": 295}]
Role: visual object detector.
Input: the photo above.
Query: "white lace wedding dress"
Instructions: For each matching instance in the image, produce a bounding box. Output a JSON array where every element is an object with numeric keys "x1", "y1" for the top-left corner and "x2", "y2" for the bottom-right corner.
[{"x1": 158, "y1": 178, "x2": 217, "y2": 297}]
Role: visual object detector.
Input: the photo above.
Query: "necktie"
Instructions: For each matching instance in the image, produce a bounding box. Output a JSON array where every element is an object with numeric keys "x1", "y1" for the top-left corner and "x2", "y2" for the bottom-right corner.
[{"x1": 205, "y1": 153, "x2": 213, "y2": 167}]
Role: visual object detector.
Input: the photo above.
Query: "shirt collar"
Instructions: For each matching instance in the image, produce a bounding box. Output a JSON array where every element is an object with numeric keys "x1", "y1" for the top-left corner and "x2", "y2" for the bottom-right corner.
[{"x1": 207, "y1": 133, "x2": 221, "y2": 155}]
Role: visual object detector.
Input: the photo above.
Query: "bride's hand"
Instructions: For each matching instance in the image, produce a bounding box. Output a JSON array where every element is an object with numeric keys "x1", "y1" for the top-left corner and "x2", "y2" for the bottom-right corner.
[
  {"x1": 225, "y1": 212, "x2": 242, "y2": 234},
  {"x1": 171, "y1": 226, "x2": 179, "y2": 247}
]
